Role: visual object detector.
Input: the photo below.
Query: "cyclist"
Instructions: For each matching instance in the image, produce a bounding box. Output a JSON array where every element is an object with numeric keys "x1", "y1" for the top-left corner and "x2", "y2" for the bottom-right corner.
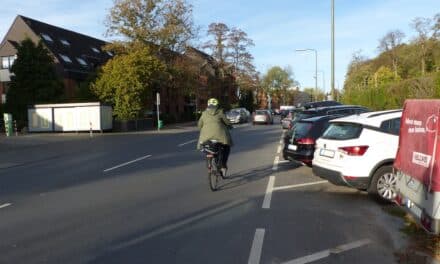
[{"x1": 197, "y1": 98, "x2": 233, "y2": 175}]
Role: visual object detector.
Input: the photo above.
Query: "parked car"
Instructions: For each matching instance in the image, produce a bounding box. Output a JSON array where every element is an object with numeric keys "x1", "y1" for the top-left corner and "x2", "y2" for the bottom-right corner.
[
  {"x1": 301, "y1": 100, "x2": 342, "y2": 109},
  {"x1": 289, "y1": 105, "x2": 370, "y2": 129},
  {"x1": 226, "y1": 108, "x2": 250, "y2": 124},
  {"x1": 283, "y1": 115, "x2": 343, "y2": 166},
  {"x1": 312, "y1": 109, "x2": 402, "y2": 201},
  {"x1": 253, "y1": 110, "x2": 273, "y2": 125}
]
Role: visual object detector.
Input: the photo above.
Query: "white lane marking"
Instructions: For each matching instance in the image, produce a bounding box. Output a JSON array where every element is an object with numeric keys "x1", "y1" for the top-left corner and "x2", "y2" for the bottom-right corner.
[
  {"x1": 248, "y1": 228, "x2": 265, "y2": 264},
  {"x1": 273, "y1": 181, "x2": 328, "y2": 191},
  {"x1": 103, "y1": 155, "x2": 152, "y2": 172},
  {"x1": 110, "y1": 199, "x2": 245, "y2": 251},
  {"x1": 0, "y1": 203, "x2": 12, "y2": 209},
  {"x1": 277, "y1": 145, "x2": 282, "y2": 154},
  {"x1": 272, "y1": 156, "x2": 279, "y2": 171},
  {"x1": 282, "y1": 239, "x2": 371, "y2": 264},
  {"x1": 262, "y1": 176, "x2": 275, "y2": 209},
  {"x1": 278, "y1": 160, "x2": 290, "y2": 164},
  {"x1": 178, "y1": 139, "x2": 197, "y2": 147}
]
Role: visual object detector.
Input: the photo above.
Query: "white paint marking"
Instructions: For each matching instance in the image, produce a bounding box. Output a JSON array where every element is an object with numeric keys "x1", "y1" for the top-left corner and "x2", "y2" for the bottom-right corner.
[
  {"x1": 178, "y1": 139, "x2": 197, "y2": 147},
  {"x1": 277, "y1": 145, "x2": 282, "y2": 154},
  {"x1": 103, "y1": 155, "x2": 152, "y2": 172},
  {"x1": 248, "y1": 229, "x2": 265, "y2": 264},
  {"x1": 262, "y1": 176, "x2": 275, "y2": 209},
  {"x1": 111, "y1": 199, "x2": 244, "y2": 251},
  {"x1": 282, "y1": 239, "x2": 371, "y2": 264},
  {"x1": 278, "y1": 160, "x2": 290, "y2": 164},
  {"x1": 273, "y1": 181, "x2": 328, "y2": 191},
  {"x1": 0, "y1": 203, "x2": 12, "y2": 209},
  {"x1": 272, "y1": 156, "x2": 279, "y2": 171}
]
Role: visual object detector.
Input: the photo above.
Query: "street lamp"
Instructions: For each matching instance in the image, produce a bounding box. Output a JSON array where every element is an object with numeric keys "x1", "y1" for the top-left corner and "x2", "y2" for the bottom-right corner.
[{"x1": 295, "y1": 49, "x2": 317, "y2": 101}]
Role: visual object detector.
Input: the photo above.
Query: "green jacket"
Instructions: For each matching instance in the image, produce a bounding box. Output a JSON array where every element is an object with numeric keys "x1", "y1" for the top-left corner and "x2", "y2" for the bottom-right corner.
[{"x1": 197, "y1": 107, "x2": 233, "y2": 149}]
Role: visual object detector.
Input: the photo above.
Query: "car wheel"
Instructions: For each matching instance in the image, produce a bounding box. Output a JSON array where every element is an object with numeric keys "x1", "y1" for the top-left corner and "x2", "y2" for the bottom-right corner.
[{"x1": 368, "y1": 165, "x2": 397, "y2": 202}]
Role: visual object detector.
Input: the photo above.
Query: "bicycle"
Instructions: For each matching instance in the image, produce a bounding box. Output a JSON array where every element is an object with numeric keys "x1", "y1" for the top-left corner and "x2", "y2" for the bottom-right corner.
[{"x1": 200, "y1": 140, "x2": 226, "y2": 191}]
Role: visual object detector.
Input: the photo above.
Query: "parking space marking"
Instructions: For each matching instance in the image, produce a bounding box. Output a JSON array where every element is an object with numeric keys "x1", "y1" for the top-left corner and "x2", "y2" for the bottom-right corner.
[
  {"x1": 282, "y1": 239, "x2": 371, "y2": 264},
  {"x1": 103, "y1": 154, "x2": 152, "y2": 172},
  {"x1": 262, "y1": 176, "x2": 275, "y2": 209},
  {"x1": 272, "y1": 156, "x2": 279, "y2": 171},
  {"x1": 0, "y1": 203, "x2": 12, "y2": 209},
  {"x1": 248, "y1": 228, "x2": 265, "y2": 264},
  {"x1": 273, "y1": 181, "x2": 328, "y2": 191},
  {"x1": 178, "y1": 139, "x2": 197, "y2": 147}
]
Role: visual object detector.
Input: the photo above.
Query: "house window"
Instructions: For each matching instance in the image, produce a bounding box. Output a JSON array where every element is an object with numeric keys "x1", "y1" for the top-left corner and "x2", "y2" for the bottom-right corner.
[
  {"x1": 76, "y1": 57, "x2": 87, "y2": 66},
  {"x1": 59, "y1": 54, "x2": 72, "y2": 63},
  {"x1": 1, "y1": 55, "x2": 17, "y2": 69},
  {"x1": 60, "y1": 39, "x2": 70, "y2": 46},
  {"x1": 41, "y1": 33, "x2": 53, "y2": 42},
  {"x1": 91, "y1": 47, "x2": 100, "y2": 53}
]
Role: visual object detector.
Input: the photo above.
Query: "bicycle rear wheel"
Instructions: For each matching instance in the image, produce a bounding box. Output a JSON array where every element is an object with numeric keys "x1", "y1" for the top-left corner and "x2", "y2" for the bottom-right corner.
[{"x1": 208, "y1": 157, "x2": 219, "y2": 191}]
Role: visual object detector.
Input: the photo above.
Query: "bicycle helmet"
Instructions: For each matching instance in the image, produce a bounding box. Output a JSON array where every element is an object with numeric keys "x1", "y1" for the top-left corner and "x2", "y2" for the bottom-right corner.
[{"x1": 207, "y1": 98, "x2": 219, "y2": 107}]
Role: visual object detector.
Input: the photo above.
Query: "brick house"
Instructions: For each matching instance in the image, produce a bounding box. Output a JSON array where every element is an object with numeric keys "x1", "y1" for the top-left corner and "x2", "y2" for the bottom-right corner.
[
  {"x1": 0, "y1": 15, "x2": 238, "y2": 123},
  {"x1": 0, "y1": 15, "x2": 113, "y2": 104}
]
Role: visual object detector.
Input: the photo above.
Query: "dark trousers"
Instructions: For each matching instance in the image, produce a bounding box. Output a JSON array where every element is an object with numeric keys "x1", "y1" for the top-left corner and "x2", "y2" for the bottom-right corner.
[{"x1": 218, "y1": 144, "x2": 230, "y2": 168}]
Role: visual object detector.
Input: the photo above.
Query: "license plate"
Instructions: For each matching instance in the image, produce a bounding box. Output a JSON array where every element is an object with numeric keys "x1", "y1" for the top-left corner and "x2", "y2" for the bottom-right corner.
[
  {"x1": 288, "y1": 144, "x2": 297, "y2": 151},
  {"x1": 320, "y1": 149, "x2": 335, "y2": 158}
]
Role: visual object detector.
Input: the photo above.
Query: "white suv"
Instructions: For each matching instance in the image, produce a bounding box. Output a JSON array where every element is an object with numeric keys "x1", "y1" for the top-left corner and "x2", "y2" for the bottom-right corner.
[{"x1": 312, "y1": 110, "x2": 402, "y2": 201}]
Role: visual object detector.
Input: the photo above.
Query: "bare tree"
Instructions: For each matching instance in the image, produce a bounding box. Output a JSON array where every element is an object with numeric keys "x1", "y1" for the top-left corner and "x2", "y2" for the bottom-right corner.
[
  {"x1": 433, "y1": 13, "x2": 440, "y2": 39},
  {"x1": 203, "y1": 23, "x2": 230, "y2": 65},
  {"x1": 411, "y1": 17, "x2": 433, "y2": 75},
  {"x1": 226, "y1": 28, "x2": 255, "y2": 73},
  {"x1": 378, "y1": 30, "x2": 405, "y2": 78}
]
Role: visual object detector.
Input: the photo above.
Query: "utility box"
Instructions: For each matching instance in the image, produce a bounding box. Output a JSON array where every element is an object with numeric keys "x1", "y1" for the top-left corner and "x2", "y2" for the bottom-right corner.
[
  {"x1": 28, "y1": 102, "x2": 112, "y2": 132},
  {"x1": 3, "y1": 113, "x2": 12, "y2": 136}
]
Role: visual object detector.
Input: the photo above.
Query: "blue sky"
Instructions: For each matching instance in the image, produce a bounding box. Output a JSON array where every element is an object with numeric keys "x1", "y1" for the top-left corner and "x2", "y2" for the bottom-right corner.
[{"x1": 1, "y1": 0, "x2": 439, "y2": 94}]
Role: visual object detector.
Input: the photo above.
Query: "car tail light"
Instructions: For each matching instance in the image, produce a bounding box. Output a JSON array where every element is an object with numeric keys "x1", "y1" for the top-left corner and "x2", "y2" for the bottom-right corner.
[
  {"x1": 338, "y1": 146, "x2": 369, "y2": 156},
  {"x1": 343, "y1": 176, "x2": 357, "y2": 181},
  {"x1": 297, "y1": 138, "x2": 315, "y2": 145}
]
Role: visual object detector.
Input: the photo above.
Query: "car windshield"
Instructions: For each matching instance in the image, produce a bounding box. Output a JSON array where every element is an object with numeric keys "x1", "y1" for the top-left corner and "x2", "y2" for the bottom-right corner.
[
  {"x1": 322, "y1": 122, "x2": 363, "y2": 140},
  {"x1": 255, "y1": 110, "x2": 267, "y2": 115},
  {"x1": 293, "y1": 112, "x2": 315, "y2": 122}
]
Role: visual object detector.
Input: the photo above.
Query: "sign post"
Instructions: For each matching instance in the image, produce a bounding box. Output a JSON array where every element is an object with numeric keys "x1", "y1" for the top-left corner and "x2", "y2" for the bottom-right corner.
[{"x1": 156, "y1": 93, "x2": 162, "y2": 131}]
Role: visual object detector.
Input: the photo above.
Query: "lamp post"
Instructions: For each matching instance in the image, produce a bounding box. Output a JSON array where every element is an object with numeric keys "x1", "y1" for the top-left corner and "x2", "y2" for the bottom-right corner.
[
  {"x1": 331, "y1": 0, "x2": 335, "y2": 100},
  {"x1": 295, "y1": 49, "x2": 317, "y2": 101}
]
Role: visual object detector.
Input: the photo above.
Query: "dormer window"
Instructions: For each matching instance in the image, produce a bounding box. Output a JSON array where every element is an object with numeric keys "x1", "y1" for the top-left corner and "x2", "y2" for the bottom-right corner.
[
  {"x1": 59, "y1": 54, "x2": 72, "y2": 63},
  {"x1": 91, "y1": 47, "x2": 100, "y2": 53},
  {"x1": 41, "y1": 33, "x2": 53, "y2": 42},
  {"x1": 76, "y1": 58, "x2": 87, "y2": 66},
  {"x1": 60, "y1": 39, "x2": 70, "y2": 46}
]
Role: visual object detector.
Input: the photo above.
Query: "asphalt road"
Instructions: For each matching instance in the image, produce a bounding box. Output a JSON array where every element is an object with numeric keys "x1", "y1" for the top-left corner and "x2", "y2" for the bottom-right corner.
[{"x1": 0, "y1": 119, "x2": 407, "y2": 264}]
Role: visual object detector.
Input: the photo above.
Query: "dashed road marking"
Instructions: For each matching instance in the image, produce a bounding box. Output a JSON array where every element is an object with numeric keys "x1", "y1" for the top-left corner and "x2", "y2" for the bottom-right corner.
[
  {"x1": 178, "y1": 139, "x2": 197, "y2": 147},
  {"x1": 272, "y1": 156, "x2": 279, "y2": 171},
  {"x1": 104, "y1": 154, "x2": 152, "y2": 172},
  {"x1": 248, "y1": 229, "x2": 265, "y2": 264},
  {"x1": 273, "y1": 181, "x2": 328, "y2": 191},
  {"x1": 0, "y1": 203, "x2": 12, "y2": 209},
  {"x1": 262, "y1": 176, "x2": 275, "y2": 209},
  {"x1": 282, "y1": 239, "x2": 372, "y2": 264}
]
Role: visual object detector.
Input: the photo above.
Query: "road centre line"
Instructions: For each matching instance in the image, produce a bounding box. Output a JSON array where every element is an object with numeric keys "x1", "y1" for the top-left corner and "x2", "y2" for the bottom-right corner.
[
  {"x1": 282, "y1": 238, "x2": 371, "y2": 264},
  {"x1": 273, "y1": 181, "x2": 329, "y2": 191},
  {"x1": 178, "y1": 139, "x2": 197, "y2": 147},
  {"x1": 248, "y1": 228, "x2": 265, "y2": 264},
  {"x1": 272, "y1": 156, "x2": 279, "y2": 171},
  {"x1": 103, "y1": 154, "x2": 152, "y2": 172},
  {"x1": 262, "y1": 176, "x2": 275, "y2": 209},
  {"x1": 0, "y1": 203, "x2": 12, "y2": 209}
]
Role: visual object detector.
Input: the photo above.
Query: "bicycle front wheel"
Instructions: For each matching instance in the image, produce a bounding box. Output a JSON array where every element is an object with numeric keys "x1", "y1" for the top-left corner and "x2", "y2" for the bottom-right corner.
[{"x1": 208, "y1": 157, "x2": 219, "y2": 191}]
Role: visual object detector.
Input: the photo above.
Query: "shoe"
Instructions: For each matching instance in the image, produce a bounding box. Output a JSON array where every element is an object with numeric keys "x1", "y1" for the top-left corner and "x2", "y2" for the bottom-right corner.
[{"x1": 221, "y1": 167, "x2": 228, "y2": 179}]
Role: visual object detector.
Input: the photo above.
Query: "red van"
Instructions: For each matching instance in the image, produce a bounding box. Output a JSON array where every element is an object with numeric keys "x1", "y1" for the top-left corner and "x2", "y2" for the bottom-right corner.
[{"x1": 394, "y1": 99, "x2": 440, "y2": 233}]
